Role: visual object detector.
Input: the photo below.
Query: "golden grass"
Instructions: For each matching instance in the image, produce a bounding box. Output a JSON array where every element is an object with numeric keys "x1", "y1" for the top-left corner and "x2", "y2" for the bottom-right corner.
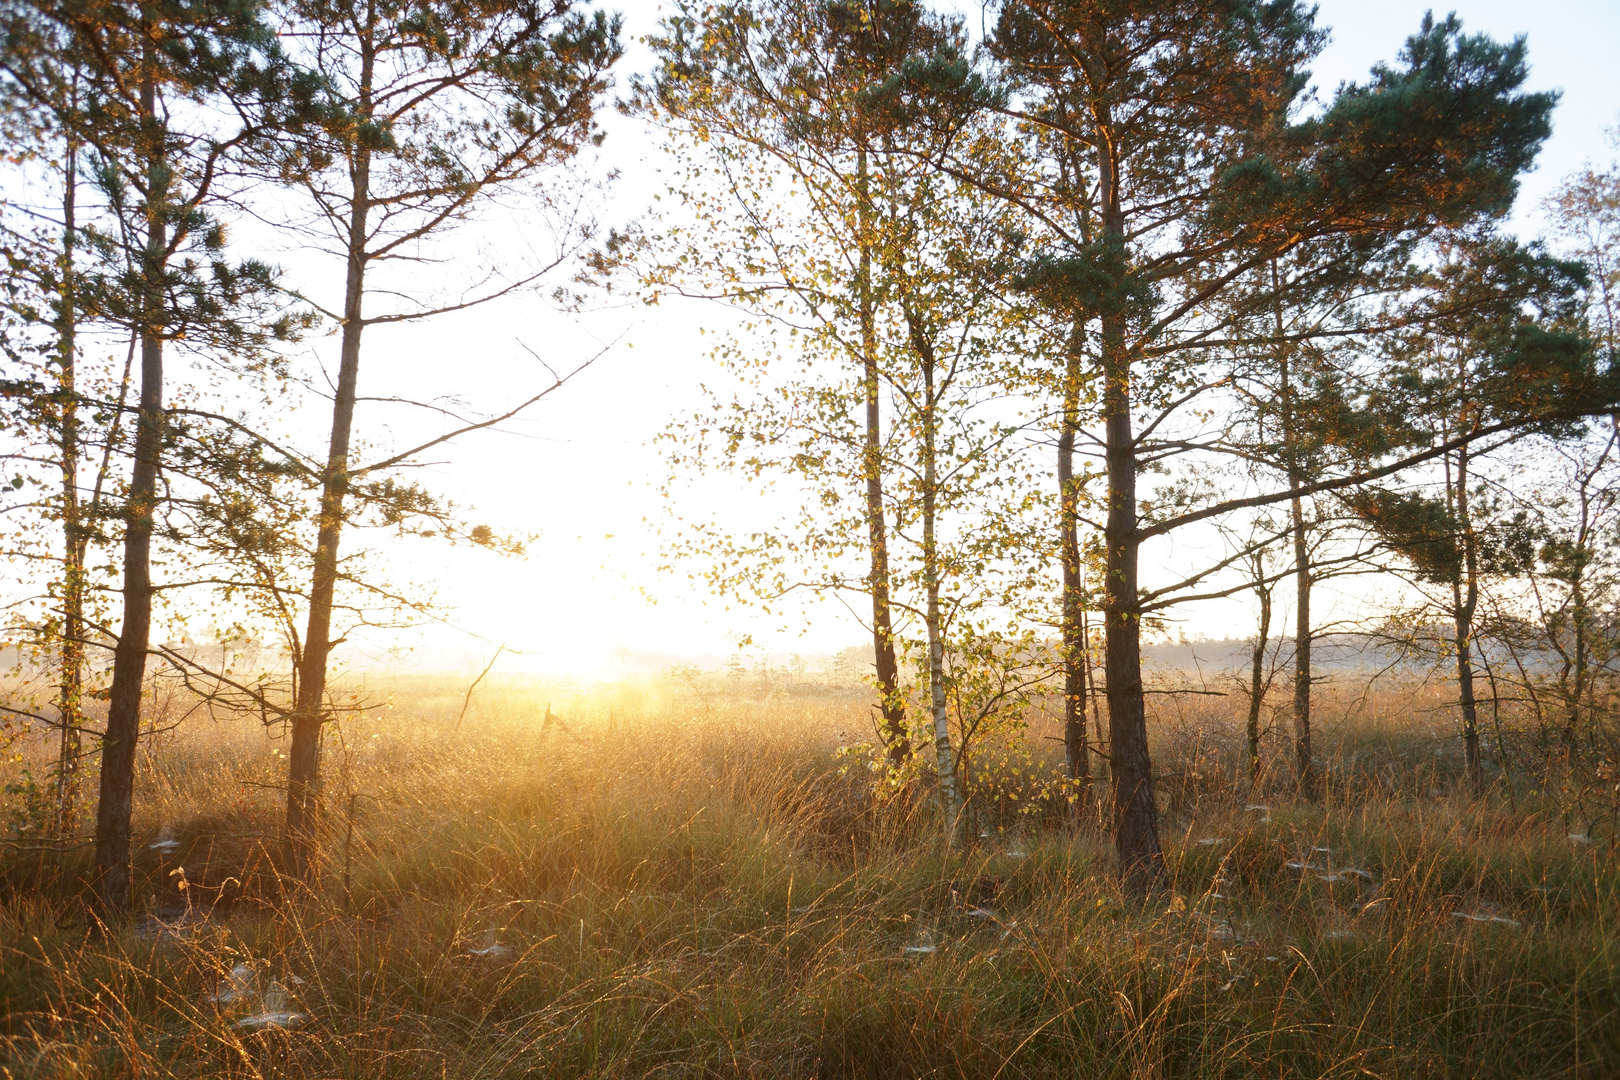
[{"x1": 0, "y1": 674, "x2": 1616, "y2": 1078}]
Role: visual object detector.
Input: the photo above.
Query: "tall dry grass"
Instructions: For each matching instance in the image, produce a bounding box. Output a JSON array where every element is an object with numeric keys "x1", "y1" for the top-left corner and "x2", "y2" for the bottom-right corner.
[{"x1": 0, "y1": 673, "x2": 1615, "y2": 1078}]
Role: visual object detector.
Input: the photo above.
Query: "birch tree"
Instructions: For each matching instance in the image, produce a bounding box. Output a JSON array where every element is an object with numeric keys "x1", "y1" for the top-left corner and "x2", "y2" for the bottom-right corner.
[
  {"x1": 0, "y1": 25, "x2": 95, "y2": 833},
  {"x1": 639, "y1": 0, "x2": 1049, "y2": 841},
  {"x1": 633, "y1": 0, "x2": 984, "y2": 770}
]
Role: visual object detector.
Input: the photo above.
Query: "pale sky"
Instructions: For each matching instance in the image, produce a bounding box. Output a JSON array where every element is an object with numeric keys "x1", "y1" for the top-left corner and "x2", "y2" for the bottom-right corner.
[{"x1": 253, "y1": 0, "x2": 1620, "y2": 677}]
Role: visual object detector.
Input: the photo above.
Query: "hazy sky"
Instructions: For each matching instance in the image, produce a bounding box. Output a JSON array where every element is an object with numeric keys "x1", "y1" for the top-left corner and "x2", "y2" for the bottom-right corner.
[{"x1": 269, "y1": 0, "x2": 1620, "y2": 677}]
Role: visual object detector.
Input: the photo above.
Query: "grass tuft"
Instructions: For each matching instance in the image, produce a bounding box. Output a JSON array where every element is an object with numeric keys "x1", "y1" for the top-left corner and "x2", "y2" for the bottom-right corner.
[{"x1": 1, "y1": 676, "x2": 1616, "y2": 1078}]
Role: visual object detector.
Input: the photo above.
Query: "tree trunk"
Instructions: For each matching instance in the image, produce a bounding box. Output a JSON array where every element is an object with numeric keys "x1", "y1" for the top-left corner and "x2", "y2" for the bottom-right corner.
[
  {"x1": 94, "y1": 63, "x2": 163, "y2": 921},
  {"x1": 1274, "y1": 265, "x2": 1315, "y2": 797},
  {"x1": 1562, "y1": 441, "x2": 1604, "y2": 753},
  {"x1": 1247, "y1": 576, "x2": 1271, "y2": 788},
  {"x1": 1085, "y1": 606, "x2": 1106, "y2": 782},
  {"x1": 286, "y1": 124, "x2": 372, "y2": 881},
  {"x1": 1291, "y1": 492, "x2": 1315, "y2": 796},
  {"x1": 1453, "y1": 445, "x2": 1484, "y2": 795},
  {"x1": 1057, "y1": 319, "x2": 1090, "y2": 814},
  {"x1": 915, "y1": 325, "x2": 959, "y2": 843},
  {"x1": 1102, "y1": 329, "x2": 1160, "y2": 892},
  {"x1": 1097, "y1": 138, "x2": 1163, "y2": 896},
  {"x1": 55, "y1": 133, "x2": 85, "y2": 837},
  {"x1": 856, "y1": 150, "x2": 907, "y2": 768},
  {"x1": 1566, "y1": 571, "x2": 1586, "y2": 752}
]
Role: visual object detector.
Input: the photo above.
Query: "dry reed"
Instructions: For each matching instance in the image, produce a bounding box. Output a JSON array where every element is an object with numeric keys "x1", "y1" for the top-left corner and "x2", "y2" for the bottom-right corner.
[{"x1": 0, "y1": 673, "x2": 1615, "y2": 1078}]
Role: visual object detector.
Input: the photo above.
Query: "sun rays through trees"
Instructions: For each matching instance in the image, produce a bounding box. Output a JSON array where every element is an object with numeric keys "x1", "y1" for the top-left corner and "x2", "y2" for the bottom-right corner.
[{"x1": 3, "y1": 0, "x2": 1620, "y2": 1075}]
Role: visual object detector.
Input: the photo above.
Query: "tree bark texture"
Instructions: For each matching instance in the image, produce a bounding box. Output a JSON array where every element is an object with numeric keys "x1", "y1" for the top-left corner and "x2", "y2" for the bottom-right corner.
[
  {"x1": 1098, "y1": 138, "x2": 1164, "y2": 895},
  {"x1": 286, "y1": 116, "x2": 373, "y2": 881},
  {"x1": 1452, "y1": 446, "x2": 1484, "y2": 795},
  {"x1": 1274, "y1": 272, "x2": 1315, "y2": 797},
  {"x1": 856, "y1": 151, "x2": 907, "y2": 768},
  {"x1": 1247, "y1": 577, "x2": 1271, "y2": 787},
  {"x1": 1057, "y1": 321, "x2": 1090, "y2": 812},
  {"x1": 1291, "y1": 491, "x2": 1315, "y2": 796},
  {"x1": 1566, "y1": 570, "x2": 1587, "y2": 751},
  {"x1": 55, "y1": 134, "x2": 86, "y2": 836},
  {"x1": 916, "y1": 328, "x2": 960, "y2": 843},
  {"x1": 1102, "y1": 331, "x2": 1161, "y2": 892},
  {"x1": 95, "y1": 63, "x2": 163, "y2": 920}
]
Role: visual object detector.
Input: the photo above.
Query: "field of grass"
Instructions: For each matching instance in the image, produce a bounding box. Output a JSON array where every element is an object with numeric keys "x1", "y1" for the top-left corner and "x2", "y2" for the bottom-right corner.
[{"x1": 1, "y1": 672, "x2": 1616, "y2": 1078}]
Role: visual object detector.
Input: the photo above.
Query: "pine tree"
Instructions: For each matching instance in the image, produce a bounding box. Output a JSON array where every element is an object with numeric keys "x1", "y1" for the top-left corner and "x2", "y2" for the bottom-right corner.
[
  {"x1": 1353, "y1": 232, "x2": 1601, "y2": 794},
  {"x1": 980, "y1": 6, "x2": 1563, "y2": 892},
  {"x1": 5, "y1": 0, "x2": 315, "y2": 917},
  {"x1": 265, "y1": 0, "x2": 620, "y2": 880}
]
